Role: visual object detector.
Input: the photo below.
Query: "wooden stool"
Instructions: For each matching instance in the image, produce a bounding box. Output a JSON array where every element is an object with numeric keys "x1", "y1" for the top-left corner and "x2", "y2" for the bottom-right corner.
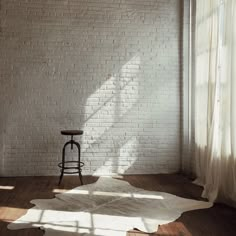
[{"x1": 58, "y1": 130, "x2": 84, "y2": 185}]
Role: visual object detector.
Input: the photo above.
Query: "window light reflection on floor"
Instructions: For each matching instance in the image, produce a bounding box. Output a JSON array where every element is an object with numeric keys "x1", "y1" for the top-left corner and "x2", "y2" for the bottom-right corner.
[
  {"x1": 0, "y1": 185, "x2": 15, "y2": 190},
  {"x1": 53, "y1": 189, "x2": 69, "y2": 193},
  {"x1": 52, "y1": 188, "x2": 164, "y2": 200}
]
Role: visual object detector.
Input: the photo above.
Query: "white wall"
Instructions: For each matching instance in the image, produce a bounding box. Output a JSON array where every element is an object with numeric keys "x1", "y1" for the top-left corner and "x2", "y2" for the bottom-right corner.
[{"x1": 0, "y1": 0, "x2": 188, "y2": 176}]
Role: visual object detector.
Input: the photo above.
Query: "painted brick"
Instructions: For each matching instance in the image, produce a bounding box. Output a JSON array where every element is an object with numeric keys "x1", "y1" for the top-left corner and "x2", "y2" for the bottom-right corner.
[{"x1": 0, "y1": 0, "x2": 188, "y2": 176}]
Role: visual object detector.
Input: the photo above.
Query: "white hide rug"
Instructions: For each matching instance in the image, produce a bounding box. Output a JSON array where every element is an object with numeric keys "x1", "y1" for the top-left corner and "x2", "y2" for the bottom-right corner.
[{"x1": 8, "y1": 177, "x2": 213, "y2": 236}]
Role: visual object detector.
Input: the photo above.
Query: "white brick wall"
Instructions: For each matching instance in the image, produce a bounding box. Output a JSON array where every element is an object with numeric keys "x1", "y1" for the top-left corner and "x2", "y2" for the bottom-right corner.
[{"x1": 0, "y1": 0, "x2": 187, "y2": 176}]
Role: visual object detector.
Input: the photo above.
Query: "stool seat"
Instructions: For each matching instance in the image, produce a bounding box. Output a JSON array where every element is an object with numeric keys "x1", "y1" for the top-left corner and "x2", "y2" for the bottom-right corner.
[{"x1": 61, "y1": 130, "x2": 83, "y2": 136}]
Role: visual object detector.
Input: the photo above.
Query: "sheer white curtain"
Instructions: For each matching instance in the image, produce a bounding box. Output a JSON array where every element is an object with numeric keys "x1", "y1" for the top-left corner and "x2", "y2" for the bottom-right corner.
[{"x1": 194, "y1": 0, "x2": 236, "y2": 206}]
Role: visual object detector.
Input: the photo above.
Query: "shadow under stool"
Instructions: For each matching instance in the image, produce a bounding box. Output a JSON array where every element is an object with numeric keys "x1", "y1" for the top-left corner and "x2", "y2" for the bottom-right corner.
[{"x1": 58, "y1": 130, "x2": 84, "y2": 185}]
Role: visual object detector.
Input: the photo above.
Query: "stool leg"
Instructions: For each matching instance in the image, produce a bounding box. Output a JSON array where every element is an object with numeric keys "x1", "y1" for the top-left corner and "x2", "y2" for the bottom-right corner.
[
  {"x1": 58, "y1": 144, "x2": 66, "y2": 185},
  {"x1": 74, "y1": 142, "x2": 83, "y2": 185},
  {"x1": 78, "y1": 144, "x2": 83, "y2": 185}
]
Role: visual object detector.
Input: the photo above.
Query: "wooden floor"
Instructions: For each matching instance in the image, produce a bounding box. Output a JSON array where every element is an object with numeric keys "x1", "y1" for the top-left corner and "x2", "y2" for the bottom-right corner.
[{"x1": 0, "y1": 174, "x2": 236, "y2": 236}]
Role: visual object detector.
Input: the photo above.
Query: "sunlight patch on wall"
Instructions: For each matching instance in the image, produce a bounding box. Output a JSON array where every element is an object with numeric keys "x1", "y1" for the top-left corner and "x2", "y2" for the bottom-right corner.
[
  {"x1": 117, "y1": 136, "x2": 139, "y2": 174},
  {"x1": 82, "y1": 75, "x2": 117, "y2": 146},
  {"x1": 92, "y1": 126, "x2": 139, "y2": 175},
  {"x1": 81, "y1": 56, "x2": 141, "y2": 174},
  {"x1": 119, "y1": 55, "x2": 140, "y2": 118},
  {"x1": 82, "y1": 55, "x2": 141, "y2": 143}
]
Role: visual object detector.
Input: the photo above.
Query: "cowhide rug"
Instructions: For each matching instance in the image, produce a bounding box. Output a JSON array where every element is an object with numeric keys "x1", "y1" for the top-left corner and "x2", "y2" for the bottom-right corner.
[{"x1": 8, "y1": 177, "x2": 212, "y2": 236}]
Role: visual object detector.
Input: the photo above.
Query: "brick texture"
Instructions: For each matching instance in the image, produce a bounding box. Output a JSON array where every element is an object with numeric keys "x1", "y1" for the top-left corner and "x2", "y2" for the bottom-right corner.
[{"x1": 0, "y1": 0, "x2": 187, "y2": 176}]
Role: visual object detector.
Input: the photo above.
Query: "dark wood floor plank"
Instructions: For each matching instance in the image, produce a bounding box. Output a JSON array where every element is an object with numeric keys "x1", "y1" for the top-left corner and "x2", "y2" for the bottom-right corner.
[{"x1": 0, "y1": 174, "x2": 236, "y2": 236}]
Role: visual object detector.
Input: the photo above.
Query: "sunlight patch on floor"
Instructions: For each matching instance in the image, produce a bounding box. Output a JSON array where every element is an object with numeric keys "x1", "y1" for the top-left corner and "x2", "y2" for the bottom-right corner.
[{"x1": 0, "y1": 185, "x2": 15, "y2": 190}]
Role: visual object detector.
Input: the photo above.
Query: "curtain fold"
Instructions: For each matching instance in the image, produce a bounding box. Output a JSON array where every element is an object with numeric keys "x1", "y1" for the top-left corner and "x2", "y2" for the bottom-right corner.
[{"x1": 194, "y1": 0, "x2": 236, "y2": 206}]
